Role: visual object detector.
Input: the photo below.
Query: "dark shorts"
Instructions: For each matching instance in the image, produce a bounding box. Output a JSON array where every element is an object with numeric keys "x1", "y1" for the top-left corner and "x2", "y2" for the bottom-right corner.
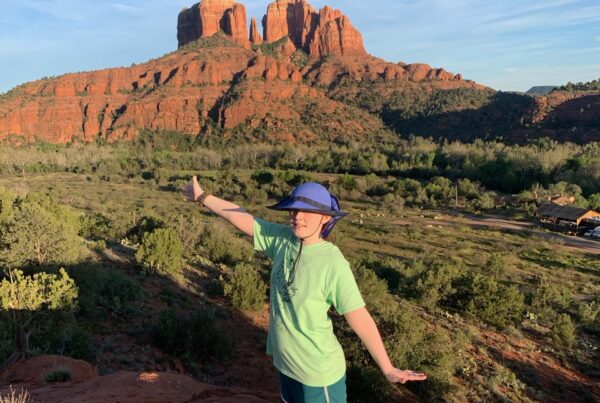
[{"x1": 279, "y1": 371, "x2": 347, "y2": 403}]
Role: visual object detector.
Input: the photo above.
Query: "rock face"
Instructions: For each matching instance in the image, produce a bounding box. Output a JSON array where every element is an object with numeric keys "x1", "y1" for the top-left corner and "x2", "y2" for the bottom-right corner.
[
  {"x1": 179, "y1": 0, "x2": 366, "y2": 58},
  {"x1": 178, "y1": 0, "x2": 249, "y2": 48},
  {"x1": 249, "y1": 18, "x2": 262, "y2": 44},
  {"x1": 262, "y1": 0, "x2": 365, "y2": 58}
]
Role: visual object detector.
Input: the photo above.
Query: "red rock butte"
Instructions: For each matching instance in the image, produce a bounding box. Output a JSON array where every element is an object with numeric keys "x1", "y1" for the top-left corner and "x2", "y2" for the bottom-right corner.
[{"x1": 178, "y1": 0, "x2": 367, "y2": 58}]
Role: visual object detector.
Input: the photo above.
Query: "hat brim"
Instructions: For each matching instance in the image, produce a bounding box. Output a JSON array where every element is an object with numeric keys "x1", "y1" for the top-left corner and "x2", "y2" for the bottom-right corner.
[{"x1": 268, "y1": 198, "x2": 348, "y2": 217}]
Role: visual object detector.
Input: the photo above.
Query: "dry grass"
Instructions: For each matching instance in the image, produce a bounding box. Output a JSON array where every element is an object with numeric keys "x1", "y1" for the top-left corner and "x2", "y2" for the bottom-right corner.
[{"x1": 0, "y1": 387, "x2": 30, "y2": 403}]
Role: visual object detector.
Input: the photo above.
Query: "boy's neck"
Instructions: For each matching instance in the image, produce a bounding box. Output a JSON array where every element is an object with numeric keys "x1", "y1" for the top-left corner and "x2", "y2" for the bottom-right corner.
[{"x1": 300, "y1": 235, "x2": 325, "y2": 246}]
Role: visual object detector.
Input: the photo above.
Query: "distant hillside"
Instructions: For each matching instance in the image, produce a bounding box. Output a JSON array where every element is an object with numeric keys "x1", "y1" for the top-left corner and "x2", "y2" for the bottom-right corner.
[{"x1": 526, "y1": 86, "x2": 556, "y2": 96}]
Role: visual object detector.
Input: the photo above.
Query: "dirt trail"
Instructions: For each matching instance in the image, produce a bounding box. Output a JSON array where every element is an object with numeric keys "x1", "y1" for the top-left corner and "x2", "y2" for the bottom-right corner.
[{"x1": 394, "y1": 211, "x2": 600, "y2": 255}]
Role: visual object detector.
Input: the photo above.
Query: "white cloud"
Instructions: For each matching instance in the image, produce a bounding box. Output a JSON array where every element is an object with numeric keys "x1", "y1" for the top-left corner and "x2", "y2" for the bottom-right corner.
[{"x1": 105, "y1": 3, "x2": 142, "y2": 14}]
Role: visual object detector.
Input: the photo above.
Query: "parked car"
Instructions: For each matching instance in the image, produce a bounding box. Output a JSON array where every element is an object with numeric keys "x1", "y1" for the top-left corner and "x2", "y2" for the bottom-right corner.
[{"x1": 584, "y1": 226, "x2": 600, "y2": 238}]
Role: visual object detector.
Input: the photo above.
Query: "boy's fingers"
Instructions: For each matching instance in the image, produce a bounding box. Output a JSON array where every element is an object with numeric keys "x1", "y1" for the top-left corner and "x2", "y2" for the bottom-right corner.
[{"x1": 192, "y1": 175, "x2": 199, "y2": 186}]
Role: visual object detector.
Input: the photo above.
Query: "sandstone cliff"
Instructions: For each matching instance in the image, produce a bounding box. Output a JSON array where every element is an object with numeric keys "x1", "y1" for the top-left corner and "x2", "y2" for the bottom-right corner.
[{"x1": 178, "y1": 0, "x2": 249, "y2": 48}]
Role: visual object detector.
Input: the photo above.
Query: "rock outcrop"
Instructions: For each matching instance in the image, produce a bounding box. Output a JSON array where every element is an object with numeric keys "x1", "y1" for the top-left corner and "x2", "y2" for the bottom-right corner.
[
  {"x1": 249, "y1": 17, "x2": 262, "y2": 44},
  {"x1": 178, "y1": 0, "x2": 249, "y2": 48},
  {"x1": 262, "y1": 0, "x2": 365, "y2": 58},
  {"x1": 0, "y1": 356, "x2": 279, "y2": 403}
]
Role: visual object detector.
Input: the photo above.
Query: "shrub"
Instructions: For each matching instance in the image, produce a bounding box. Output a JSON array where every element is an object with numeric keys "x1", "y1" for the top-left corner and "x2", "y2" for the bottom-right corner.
[
  {"x1": 450, "y1": 273, "x2": 525, "y2": 329},
  {"x1": 79, "y1": 212, "x2": 115, "y2": 241},
  {"x1": 126, "y1": 215, "x2": 166, "y2": 244},
  {"x1": 71, "y1": 265, "x2": 143, "y2": 321},
  {"x1": 484, "y1": 253, "x2": 506, "y2": 279},
  {"x1": 251, "y1": 170, "x2": 274, "y2": 186},
  {"x1": 337, "y1": 173, "x2": 358, "y2": 192},
  {"x1": 48, "y1": 325, "x2": 96, "y2": 362},
  {"x1": 0, "y1": 187, "x2": 15, "y2": 223},
  {"x1": 531, "y1": 282, "x2": 572, "y2": 319},
  {"x1": 150, "y1": 309, "x2": 233, "y2": 362},
  {"x1": 578, "y1": 300, "x2": 600, "y2": 325},
  {"x1": 551, "y1": 313, "x2": 576, "y2": 348},
  {"x1": 44, "y1": 368, "x2": 71, "y2": 383},
  {"x1": 412, "y1": 262, "x2": 461, "y2": 309},
  {"x1": 173, "y1": 214, "x2": 204, "y2": 257},
  {"x1": 136, "y1": 228, "x2": 183, "y2": 276},
  {"x1": 223, "y1": 264, "x2": 267, "y2": 311},
  {"x1": 0, "y1": 268, "x2": 78, "y2": 355},
  {"x1": 201, "y1": 222, "x2": 253, "y2": 266}
]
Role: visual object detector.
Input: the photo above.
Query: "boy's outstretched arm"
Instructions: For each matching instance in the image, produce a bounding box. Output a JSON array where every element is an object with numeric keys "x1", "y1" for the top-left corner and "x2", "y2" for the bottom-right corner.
[
  {"x1": 344, "y1": 307, "x2": 427, "y2": 384},
  {"x1": 183, "y1": 175, "x2": 255, "y2": 237}
]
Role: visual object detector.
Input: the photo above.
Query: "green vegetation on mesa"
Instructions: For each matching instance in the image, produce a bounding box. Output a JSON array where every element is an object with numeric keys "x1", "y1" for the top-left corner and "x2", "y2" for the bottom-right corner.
[
  {"x1": 557, "y1": 78, "x2": 600, "y2": 92},
  {"x1": 0, "y1": 135, "x2": 598, "y2": 401}
]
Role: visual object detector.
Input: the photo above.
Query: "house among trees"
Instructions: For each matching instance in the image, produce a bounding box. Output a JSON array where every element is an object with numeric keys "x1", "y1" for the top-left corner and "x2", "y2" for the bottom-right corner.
[{"x1": 535, "y1": 203, "x2": 600, "y2": 234}]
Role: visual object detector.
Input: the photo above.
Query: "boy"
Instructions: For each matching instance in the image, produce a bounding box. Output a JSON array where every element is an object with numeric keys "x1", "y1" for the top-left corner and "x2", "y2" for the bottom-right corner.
[{"x1": 184, "y1": 178, "x2": 426, "y2": 402}]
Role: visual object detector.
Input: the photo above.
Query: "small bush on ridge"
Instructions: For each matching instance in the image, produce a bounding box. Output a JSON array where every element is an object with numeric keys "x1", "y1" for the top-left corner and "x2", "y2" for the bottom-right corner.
[
  {"x1": 223, "y1": 264, "x2": 267, "y2": 311},
  {"x1": 136, "y1": 228, "x2": 183, "y2": 276}
]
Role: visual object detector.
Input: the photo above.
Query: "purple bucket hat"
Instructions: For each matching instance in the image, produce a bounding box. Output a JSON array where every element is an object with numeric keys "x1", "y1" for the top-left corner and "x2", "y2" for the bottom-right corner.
[{"x1": 268, "y1": 182, "x2": 348, "y2": 238}]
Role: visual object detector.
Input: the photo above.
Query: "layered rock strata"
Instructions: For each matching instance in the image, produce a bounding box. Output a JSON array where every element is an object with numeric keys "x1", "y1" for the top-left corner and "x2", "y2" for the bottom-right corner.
[{"x1": 178, "y1": 0, "x2": 249, "y2": 48}]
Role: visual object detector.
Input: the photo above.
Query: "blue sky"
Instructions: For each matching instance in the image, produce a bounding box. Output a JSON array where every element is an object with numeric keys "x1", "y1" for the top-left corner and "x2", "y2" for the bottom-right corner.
[{"x1": 1, "y1": 0, "x2": 599, "y2": 94}]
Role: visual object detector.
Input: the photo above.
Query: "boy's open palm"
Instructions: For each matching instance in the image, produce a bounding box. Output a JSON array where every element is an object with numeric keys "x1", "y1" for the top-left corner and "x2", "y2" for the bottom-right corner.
[{"x1": 385, "y1": 368, "x2": 427, "y2": 384}]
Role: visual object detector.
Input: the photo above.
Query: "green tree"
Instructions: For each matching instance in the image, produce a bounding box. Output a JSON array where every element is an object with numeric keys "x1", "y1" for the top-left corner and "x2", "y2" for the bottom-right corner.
[
  {"x1": 588, "y1": 193, "x2": 600, "y2": 211},
  {"x1": 0, "y1": 268, "x2": 78, "y2": 362},
  {"x1": 0, "y1": 196, "x2": 83, "y2": 267},
  {"x1": 135, "y1": 228, "x2": 183, "y2": 276}
]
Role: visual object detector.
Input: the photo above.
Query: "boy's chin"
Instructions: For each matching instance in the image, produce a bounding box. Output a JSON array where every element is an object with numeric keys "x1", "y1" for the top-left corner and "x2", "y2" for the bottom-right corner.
[{"x1": 292, "y1": 227, "x2": 312, "y2": 239}]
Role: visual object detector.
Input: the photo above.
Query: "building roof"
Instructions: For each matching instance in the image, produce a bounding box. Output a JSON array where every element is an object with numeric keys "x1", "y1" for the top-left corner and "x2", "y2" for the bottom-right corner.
[{"x1": 536, "y1": 203, "x2": 595, "y2": 221}]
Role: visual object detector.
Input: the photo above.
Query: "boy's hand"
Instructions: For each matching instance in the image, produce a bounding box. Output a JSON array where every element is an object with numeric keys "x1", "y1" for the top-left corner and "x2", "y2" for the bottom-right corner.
[
  {"x1": 183, "y1": 175, "x2": 204, "y2": 202},
  {"x1": 384, "y1": 368, "x2": 427, "y2": 384}
]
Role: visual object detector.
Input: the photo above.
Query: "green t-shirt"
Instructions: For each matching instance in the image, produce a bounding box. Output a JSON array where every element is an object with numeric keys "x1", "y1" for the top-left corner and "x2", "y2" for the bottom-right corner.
[{"x1": 253, "y1": 218, "x2": 365, "y2": 387}]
